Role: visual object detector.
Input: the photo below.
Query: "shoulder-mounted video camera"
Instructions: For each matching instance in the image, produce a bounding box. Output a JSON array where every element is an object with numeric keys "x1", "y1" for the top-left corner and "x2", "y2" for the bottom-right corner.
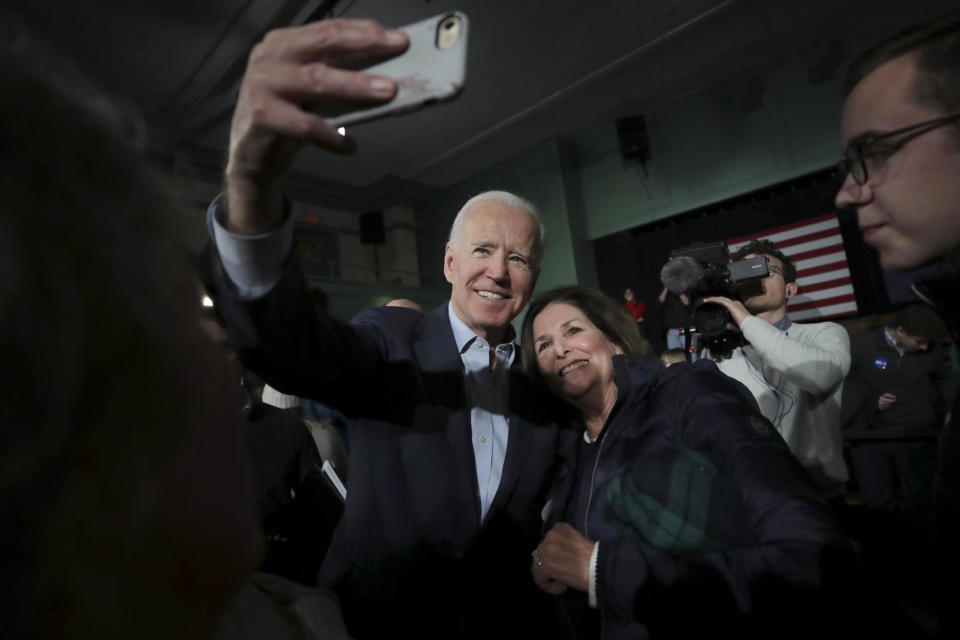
[{"x1": 660, "y1": 242, "x2": 770, "y2": 355}]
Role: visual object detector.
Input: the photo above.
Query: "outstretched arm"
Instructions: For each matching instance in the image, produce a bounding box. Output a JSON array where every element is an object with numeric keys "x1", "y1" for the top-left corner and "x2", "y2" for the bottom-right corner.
[
  {"x1": 209, "y1": 20, "x2": 408, "y2": 298},
  {"x1": 201, "y1": 20, "x2": 419, "y2": 416}
]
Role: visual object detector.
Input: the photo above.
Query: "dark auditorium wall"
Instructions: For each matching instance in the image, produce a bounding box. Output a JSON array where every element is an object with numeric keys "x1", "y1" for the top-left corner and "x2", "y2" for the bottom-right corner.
[{"x1": 592, "y1": 167, "x2": 889, "y2": 348}]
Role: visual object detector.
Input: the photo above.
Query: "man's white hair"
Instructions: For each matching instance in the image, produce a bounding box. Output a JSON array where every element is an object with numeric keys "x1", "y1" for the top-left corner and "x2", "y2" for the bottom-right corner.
[{"x1": 446, "y1": 190, "x2": 546, "y2": 267}]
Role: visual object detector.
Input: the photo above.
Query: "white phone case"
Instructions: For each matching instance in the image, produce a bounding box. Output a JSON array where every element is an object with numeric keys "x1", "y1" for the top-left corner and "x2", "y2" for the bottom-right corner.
[{"x1": 327, "y1": 12, "x2": 469, "y2": 127}]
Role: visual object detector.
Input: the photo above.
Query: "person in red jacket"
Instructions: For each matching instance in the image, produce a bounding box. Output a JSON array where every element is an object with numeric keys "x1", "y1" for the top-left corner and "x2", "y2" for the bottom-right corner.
[{"x1": 621, "y1": 287, "x2": 646, "y2": 324}]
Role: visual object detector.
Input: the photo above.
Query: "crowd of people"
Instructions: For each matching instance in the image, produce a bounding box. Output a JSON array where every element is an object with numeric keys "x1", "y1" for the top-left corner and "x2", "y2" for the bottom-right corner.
[{"x1": 2, "y1": 9, "x2": 959, "y2": 640}]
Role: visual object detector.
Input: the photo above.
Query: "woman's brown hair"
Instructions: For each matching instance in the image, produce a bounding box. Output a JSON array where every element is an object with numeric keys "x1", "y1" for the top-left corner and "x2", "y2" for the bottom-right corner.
[{"x1": 520, "y1": 286, "x2": 651, "y2": 380}]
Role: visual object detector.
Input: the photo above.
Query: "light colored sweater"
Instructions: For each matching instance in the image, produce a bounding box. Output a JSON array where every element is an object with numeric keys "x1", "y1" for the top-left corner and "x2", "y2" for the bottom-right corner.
[{"x1": 715, "y1": 316, "x2": 851, "y2": 497}]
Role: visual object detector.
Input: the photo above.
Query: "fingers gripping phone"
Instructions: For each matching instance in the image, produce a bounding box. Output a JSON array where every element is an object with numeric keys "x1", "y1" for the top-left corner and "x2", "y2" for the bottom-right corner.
[{"x1": 327, "y1": 12, "x2": 468, "y2": 127}]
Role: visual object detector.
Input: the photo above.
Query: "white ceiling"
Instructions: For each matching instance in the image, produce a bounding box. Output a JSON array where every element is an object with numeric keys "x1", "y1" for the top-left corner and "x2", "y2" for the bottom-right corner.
[{"x1": 6, "y1": 0, "x2": 933, "y2": 195}]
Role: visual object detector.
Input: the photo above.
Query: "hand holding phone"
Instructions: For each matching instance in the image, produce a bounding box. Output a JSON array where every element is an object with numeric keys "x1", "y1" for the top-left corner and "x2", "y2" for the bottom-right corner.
[
  {"x1": 225, "y1": 19, "x2": 408, "y2": 234},
  {"x1": 224, "y1": 14, "x2": 468, "y2": 235},
  {"x1": 326, "y1": 12, "x2": 469, "y2": 127}
]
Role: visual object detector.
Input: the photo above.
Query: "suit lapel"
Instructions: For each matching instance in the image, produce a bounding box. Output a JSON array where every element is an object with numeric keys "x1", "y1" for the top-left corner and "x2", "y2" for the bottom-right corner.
[
  {"x1": 413, "y1": 306, "x2": 466, "y2": 409},
  {"x1": 487, "y1": 360, "x2": 539, "y2": 518},
  {"x1": 413, "y1": 306, "x2": 480, "y2": 528}
]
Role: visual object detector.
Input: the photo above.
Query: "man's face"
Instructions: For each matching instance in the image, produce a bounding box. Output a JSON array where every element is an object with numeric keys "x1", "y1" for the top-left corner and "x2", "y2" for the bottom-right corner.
[
  {"x1": 444, "y1": 201, "x2": 540, "y2": 342},
  {"x1": 739, "y1": 254, "x2": 795, "y2": 314},
  {"x1": 624, "y1": 288, "x2": 634, "y2": 301},
  {"x1": 835, "y1": 53, "x2": 960, "y2": 271},
  {"x1": 892, "y1": 326, "x2": 929, "y2": 352}
]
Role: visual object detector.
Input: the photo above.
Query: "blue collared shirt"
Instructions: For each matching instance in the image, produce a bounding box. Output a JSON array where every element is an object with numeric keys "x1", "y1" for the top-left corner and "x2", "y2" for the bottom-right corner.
[
  {"x1": 883, "y1": 326, "x2": 905, "y2": 356},
  {"x1": 773, "y1": 314, "x2": 793, "y2": 333},
  {"x1": 447, "y1": 304, "x2": 513, "y2": 523},
  {"x1": 207, "y1": 193, "x2": 293, "y2": 299}
]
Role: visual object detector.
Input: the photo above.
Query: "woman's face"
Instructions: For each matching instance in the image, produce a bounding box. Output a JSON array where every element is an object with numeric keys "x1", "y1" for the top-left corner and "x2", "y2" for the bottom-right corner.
[{"x1": 531, "y1": 302, "x2": 622, "y2": 403}]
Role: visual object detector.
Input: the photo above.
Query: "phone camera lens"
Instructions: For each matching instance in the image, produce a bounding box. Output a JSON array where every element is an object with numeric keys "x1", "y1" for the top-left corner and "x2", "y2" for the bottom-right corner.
[{"x1": 436, "y1": 15, "x2": 461, "y2": 50}]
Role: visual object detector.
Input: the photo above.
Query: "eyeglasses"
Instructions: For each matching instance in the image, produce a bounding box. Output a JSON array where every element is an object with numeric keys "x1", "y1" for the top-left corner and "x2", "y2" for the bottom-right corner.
[{"x1": 838, "y1": 109, "x2": 960, "y2": 185}]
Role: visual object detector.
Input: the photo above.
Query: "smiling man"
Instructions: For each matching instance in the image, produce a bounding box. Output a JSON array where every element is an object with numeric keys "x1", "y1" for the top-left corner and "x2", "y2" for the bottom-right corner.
[
  {"x1": 200, "y1": 18, "x2": 566, "y2": 640},
  {"x1": 211, "y1": 190, "x2": 558, "y2": 639},
  {"x1": 444, "y1": 196, "x2": 542, "y2": 347},
  {"x1": 834, "y1": 13, "x2": 960, "y2": 637}
]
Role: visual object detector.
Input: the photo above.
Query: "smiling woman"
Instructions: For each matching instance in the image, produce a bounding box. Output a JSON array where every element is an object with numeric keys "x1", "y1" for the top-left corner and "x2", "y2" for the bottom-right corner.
[
  {"x1": 519, "y1": 286, "x2": 855, "y2": 640},
  {"x1": 521, "y1": 288, "x2": 648, "y2": 436}
]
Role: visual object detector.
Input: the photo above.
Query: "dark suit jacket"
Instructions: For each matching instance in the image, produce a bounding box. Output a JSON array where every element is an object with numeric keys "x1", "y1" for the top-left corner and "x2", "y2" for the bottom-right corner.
[{"x1": 205, "y1": 250, "x2": 566, "y2": 638}]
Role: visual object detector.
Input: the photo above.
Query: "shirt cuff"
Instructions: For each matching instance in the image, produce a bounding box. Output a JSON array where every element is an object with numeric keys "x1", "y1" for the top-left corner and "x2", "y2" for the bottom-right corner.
[
  {"x1": 588, "y1": 541, "x2": 600, "y2": 609},
  {"x1": 207, "y1": 193, "x2": 293, "y2": 299}
]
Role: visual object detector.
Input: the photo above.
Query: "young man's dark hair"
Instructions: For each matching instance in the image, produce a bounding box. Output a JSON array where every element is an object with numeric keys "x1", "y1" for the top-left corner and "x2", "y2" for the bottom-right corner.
[
  {"x1": 890, "y1": 304, "x2": 950, "y2": 342},
  {"x1": 731, "y1": 238, "x2": 797, "y2": 284},
  {"x1": 843, "y1": 12, "x2": 960, "y2": 139}
]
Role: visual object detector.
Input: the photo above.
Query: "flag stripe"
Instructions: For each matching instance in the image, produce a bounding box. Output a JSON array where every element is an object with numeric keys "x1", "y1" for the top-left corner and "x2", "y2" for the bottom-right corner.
[
  {"x1": 796, "y1": 277, "x2": 853, "y2": 294},
  {"x1": 788, "y1": 293, "x2": 856, "y2": 312},
  {"x1": 790, "y1": 244, "x2": 846, "y2": 262},
  {"x1": 791, "y1": 301, "x2": 859, "y2": 321},
  {"x1": 799, "y1": 268, "x2": 851, "y2": 286},
  {"x1": 762, "y1": 227, "x2": 843, "y2": 250},
  {"x1": 796, "y1": 284, "x2": 855, "y2": 300},
  {"x1": 783, "y1": 236, "x2": 845, "y2": 256},
  {"x1": 795, "y1": 252, "x2": 848, "y2": 271},
  {"x1": 728, "y1": 221, "x2": 840, "y2": 253},
  {"x1": 797, "y1": 261, "x2": 850, "y2": 277},
  {"x1": 727, "y1": 213, "x2": 837, "y2": 245}
]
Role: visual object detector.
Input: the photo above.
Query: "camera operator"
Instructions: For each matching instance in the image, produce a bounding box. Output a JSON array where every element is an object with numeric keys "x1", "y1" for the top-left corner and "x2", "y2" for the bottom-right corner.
[{"x1": 702, "y1": 239, "x2": 852, "y2": 507}]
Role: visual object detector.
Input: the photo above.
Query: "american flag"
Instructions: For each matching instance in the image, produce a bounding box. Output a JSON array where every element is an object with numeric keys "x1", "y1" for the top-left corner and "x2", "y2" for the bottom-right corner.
[{"x1": 727, "y1": 213, "x2": 858, "y2": 321}]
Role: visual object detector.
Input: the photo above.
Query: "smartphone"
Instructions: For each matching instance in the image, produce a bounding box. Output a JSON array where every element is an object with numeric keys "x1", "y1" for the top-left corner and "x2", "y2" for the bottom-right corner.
[{"x1": 327, "y1": 12, "x2": 469, "y2": 127}]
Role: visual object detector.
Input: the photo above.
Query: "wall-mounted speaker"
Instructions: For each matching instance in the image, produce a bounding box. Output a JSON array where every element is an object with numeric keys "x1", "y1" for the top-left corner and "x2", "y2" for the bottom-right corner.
[
  {"x1": 360, "y1": 210, "x2": 386, "y2": 244},
  {"x1": 615, "y1": 115, "x2": 650, "y2": 164}
]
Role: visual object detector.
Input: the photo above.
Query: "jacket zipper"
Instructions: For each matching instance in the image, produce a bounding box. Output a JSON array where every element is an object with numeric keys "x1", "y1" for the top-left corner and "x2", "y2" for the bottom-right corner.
[
  {"x1": 582, "y1": 372, "x2": 637, "y2": 639},
  {"x1": 584, "y1": 416, "x2": 613, "y2": 639},
  {"x1": 583, "y1": 422, "x2": 611, "y2": 537}
]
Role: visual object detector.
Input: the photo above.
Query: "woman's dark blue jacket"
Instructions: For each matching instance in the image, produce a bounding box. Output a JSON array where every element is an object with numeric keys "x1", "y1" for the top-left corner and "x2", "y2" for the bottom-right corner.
[{"x1": 542, "y1": 355, "x2": 852, "y2": 639}]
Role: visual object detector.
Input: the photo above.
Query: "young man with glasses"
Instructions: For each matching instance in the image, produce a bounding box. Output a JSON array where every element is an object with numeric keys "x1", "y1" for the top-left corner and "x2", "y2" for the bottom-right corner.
[
  {"x1": 702, "y1": 239, "x2": 852, "y2": 506},
  {"x1": 835, "y1": 14, "x2": 960, "y2": 273},
  {"x1": 834, "y1": 13, "x2": 960, "y2": 637}
]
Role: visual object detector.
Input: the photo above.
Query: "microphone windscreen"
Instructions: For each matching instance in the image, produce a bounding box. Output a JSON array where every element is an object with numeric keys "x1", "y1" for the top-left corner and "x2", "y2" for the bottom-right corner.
[{"x1": 660, "y1": 256, "x2": 703, "y2": 294}]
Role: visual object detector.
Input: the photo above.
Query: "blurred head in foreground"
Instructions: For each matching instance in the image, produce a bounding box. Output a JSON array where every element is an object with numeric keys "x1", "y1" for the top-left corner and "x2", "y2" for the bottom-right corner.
[{"x1": 0, "y1": 35, "x2": 261, "y2": 639}]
